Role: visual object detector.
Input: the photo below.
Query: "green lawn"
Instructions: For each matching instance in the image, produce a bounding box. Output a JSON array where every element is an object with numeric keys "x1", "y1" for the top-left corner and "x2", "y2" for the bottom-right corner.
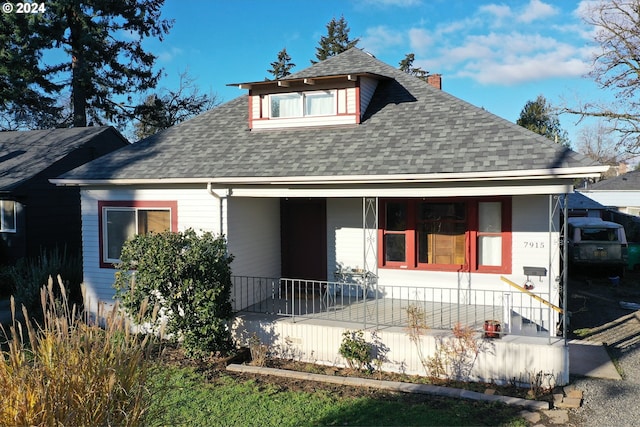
[{"x1": 147, "y1": 366, "x2": 528, "y2": 427}]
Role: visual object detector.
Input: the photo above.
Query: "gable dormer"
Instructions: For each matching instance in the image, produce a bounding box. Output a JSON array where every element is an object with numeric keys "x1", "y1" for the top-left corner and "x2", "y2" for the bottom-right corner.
[{"x1": 230, "y1": 74, "x2": 383, "y2": 130}]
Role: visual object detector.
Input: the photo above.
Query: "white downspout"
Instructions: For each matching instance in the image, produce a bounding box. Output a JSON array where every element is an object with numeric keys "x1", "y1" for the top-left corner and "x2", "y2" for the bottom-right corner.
[{"x1": 207, "y1": 182, "x2": 229, "y2": 236}]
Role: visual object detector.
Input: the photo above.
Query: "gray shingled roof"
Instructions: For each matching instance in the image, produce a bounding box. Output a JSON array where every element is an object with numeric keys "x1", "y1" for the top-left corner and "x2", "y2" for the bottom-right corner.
[
  {"x1": 583, "y1": 170, "x2": 640, "y2": 191},
  {"x1": 59, "y1": 48, "x2": 598, "y2": 182},
  {"x1": 0, "y1": 126, "x2": 125, "y2": 191}
]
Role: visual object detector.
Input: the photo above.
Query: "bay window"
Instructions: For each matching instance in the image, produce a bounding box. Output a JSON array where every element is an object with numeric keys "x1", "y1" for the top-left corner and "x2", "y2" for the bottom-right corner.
[
  {"x1": 99, "y1": 201, "x2": 177, "y2": 267},
  {"x1": 380, "y1": 198, "x2": 511, "y2": 273}
]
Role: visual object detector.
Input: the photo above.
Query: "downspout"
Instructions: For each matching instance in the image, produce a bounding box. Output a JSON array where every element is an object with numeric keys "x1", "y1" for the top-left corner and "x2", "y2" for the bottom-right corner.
[{"x1": 207, "y1": 182, "x2": 228, "y2": 236}]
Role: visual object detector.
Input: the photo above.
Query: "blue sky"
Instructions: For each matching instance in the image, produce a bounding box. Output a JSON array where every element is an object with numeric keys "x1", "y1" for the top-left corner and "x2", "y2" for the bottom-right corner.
[{"x1": 144, "y1": 0, "x2": 604, "y2": 145}]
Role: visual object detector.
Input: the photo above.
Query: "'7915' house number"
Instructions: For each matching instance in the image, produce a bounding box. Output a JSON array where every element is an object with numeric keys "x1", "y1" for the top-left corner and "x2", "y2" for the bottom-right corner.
[{"x1": 524, "y1": 241, "x2": 545, "y2": 249}]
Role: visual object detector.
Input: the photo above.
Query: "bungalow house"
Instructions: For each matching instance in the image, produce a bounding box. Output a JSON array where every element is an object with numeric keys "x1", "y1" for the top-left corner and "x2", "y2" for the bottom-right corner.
[
  {"x1": 53, "y1": 48, "x2": 607, "y2": 385},
  {"x1": 0, "y1": 127, "x2": 129, "y2": 264}
]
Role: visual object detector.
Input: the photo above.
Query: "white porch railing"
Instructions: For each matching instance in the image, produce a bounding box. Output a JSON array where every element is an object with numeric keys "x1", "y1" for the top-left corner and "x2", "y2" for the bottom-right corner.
[{"x1": 231, "y1": 276, "x2": 554, "y2": 337}]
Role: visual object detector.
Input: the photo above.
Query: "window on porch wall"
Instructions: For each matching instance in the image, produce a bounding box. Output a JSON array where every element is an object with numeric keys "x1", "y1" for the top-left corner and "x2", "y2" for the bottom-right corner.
[{"x1": 380, "y1": 198, "x2": 511, "y2": 273}]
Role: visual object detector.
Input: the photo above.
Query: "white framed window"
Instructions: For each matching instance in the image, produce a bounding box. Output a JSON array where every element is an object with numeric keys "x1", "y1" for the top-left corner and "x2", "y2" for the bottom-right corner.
[
  {"x1": 270, "y1": 90, "x2": 335, "y2": 118},
  {"x1": 0, "y1": 200, "x2": 16, "y2": 232},
  {"x1": 99, "y1": 201, "x2": 176, "y2": 266}
]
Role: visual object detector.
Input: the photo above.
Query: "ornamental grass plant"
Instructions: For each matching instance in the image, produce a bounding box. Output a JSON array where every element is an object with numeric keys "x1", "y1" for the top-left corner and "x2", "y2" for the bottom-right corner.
[{"x1": 0, "y1": 275, "x2": 160, "y2": 427}]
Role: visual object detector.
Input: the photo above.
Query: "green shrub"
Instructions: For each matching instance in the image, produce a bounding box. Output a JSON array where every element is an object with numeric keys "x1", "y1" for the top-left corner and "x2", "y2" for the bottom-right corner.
[
  {"x1": 338, "y1": 330, "x2": 372, "y2": 371},
  {"x1": 0, "y1": 276, "x2": 156, "y2": 426},
  {"x1": 114, "y1": 229, "x2": 234, "y2": 358},
  {"x1": 0, "y1": 247, "x2": 82, "y2": 315}
]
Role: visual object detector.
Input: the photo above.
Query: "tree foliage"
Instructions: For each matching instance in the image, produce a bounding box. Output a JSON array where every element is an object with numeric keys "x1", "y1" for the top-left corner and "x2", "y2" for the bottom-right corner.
[
  {"x1": 133, "y1": 71, "x2": 220, "y2": 140},
  {"x1": 517, "y1": 95, "x2": 570, "y2": 147},
  {"x1": 313, "y1": 15, "x2": 359, "y2": 63},
  {"x1": 567, "y1": 0, "x2": 640, "y2": 153},
  {"x1": 399, "y1": 53, "x2": 428, "y2": 79},
  {"x1": 114, "y1": 229, "x2": 234, "y2": 358},
  {"x1": 0, "y1": 0, "x2": 173, "y2": 129},
  {"x1": 267, "y1": 48, "x2": 296, "y2": 79}
]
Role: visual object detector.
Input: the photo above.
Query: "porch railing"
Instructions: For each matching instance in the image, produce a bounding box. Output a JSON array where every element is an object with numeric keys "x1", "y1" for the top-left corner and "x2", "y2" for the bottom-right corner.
[{"x1": 231, "y1": 276, "x2": 554, "y2": 337}]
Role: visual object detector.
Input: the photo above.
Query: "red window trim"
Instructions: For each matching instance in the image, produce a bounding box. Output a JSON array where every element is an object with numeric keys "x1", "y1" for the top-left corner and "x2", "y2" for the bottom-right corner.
[
  {"x1": 378, "y1": 197, "x2": 511, "y2": 274},
  {"x1": 98, "y1": 200, "x2": 178, "y2": 269}
]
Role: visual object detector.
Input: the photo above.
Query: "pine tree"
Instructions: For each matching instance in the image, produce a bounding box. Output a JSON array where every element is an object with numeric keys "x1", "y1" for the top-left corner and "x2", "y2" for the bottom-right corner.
[
  {"x1": 517, "y1": 95, "x2": 570, "y2": 147},
  {"x1": 313, "y1": 15, "x2": 359, "y2": 63},
  {"x1": 398, "y1": 53, "x2": 428, "y2": 80},
  {"x1": 267, "y1": 48, "x2": 296, "y2": 79},
  {"x1": 0, "y1": 0, "x2": 173, "y2": 129}
]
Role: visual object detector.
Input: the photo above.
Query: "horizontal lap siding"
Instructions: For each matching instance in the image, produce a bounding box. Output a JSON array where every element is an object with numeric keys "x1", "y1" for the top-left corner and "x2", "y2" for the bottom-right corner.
[
  {"x1": 327, "y1": 198, "x2": 365, "y2": 279},
  {"x1": 227, "y1": 198, "x2": 281, "y2": 278},
  {"x1": 81, "y1": 188, "x2": 220, "y2": 310}
]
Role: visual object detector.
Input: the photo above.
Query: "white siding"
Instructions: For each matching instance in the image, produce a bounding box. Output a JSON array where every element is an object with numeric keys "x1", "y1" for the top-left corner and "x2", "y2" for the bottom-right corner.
[
  {"x1": 227, "y1": 197, "x2": 281, "y2": 278},
  {"x1": 359, "y1": 77, "x2": 378, "y2": 119},
  {"x1": 327, "y1": 198, "x2": 365, "y2": 279},
  {"x1": 233, "y1": 315, "x2": 569, "y2": 386},
  {"x1": 251, "y1": 114, "x2": 357, "y2": 130},
  {"x1": 80, "y1": 187, "x2": 222, "y2": 311}
]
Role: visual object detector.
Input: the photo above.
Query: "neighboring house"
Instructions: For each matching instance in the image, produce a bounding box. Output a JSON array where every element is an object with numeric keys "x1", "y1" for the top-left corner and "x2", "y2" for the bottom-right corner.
[
  {"x1": 0, "y1": 127, "x2": 129, "y2": 264},
  {"x1": 560, "y1": 191, "x2": 607, "y2": 218},
  {"x1": 577, "y1": 170, "x2": 640, "y2": 216},
  {"x1": 53, "y1": 48, "x2": 606, "y2": 385}
]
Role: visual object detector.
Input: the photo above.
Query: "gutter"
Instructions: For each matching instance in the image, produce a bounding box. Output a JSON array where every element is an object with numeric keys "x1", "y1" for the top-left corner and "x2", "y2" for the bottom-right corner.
[{"x1": 49, "y1": 165, "x2": 609, "y2": 187}]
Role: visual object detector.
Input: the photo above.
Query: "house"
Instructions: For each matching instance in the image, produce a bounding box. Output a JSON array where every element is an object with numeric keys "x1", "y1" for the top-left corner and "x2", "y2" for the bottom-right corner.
[
  {"x1": 53, "y1": 48, "x2": 607, "y2": 385},
  {"x1": 577, "y1": 169, "x2": 640, "y2": 216},
  {"x1": 1, "y1": 127, "x2": 129, "y2": 264},
  {"x1": 560, "y1": 191, "x2": 607, "y2": 218}
]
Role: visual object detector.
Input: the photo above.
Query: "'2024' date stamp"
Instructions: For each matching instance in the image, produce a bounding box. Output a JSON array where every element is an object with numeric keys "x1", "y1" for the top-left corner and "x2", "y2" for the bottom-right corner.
[{"x1": 2, "y1": 2, "x2": 46, "y2": 14}]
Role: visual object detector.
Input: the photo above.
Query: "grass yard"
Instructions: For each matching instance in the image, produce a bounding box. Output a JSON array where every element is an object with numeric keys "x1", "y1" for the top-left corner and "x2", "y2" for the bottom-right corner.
[{"x1": 147, "y1": 365, "x2": 528, "y2": 427}]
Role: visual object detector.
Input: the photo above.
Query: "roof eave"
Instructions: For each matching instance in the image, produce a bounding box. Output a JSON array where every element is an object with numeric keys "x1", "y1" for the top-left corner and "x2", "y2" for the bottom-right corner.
[{"x1": 50, "y1": 166, "x2": 608, "y2": 187}]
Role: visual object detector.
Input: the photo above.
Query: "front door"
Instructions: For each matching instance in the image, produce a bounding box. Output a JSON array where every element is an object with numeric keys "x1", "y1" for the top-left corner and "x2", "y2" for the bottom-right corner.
[{"x1": 281, "y1": 199, "x2": 327, "y2": 281}]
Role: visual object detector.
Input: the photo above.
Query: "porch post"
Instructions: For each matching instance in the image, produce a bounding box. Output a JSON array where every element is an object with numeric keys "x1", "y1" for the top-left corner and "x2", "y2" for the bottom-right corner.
[{"x1": 363, "y1": 197, "x2": 378, "y2": 329}]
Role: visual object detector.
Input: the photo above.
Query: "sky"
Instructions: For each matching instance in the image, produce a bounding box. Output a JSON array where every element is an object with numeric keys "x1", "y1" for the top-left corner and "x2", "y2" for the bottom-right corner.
[{"x1": 142, "y1": 0, "x2": 606, "y2": 146}]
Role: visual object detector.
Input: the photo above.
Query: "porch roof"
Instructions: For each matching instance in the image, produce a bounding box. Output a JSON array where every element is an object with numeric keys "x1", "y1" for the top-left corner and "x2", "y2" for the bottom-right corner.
[{"x1": 54, "y1": 48, "x2": 606, "y2": 186}]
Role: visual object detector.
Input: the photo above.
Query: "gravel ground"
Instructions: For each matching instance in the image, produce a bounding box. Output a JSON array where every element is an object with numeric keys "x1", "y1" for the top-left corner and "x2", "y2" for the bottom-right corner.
[{"x1": 565, "y1": 272, "x2": 640, "y2": 426}]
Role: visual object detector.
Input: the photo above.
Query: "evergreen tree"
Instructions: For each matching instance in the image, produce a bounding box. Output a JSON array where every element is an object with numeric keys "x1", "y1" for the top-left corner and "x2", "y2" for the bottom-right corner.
[
  {"x1": 313, "y1": 15, "x2": 359, "y2": 63},
  {"x1": 398, "y1": 53, "x2": 428, "y2": 80},
  {"x1": 517, "y1": 95, "x2": 570, "y2": 147},
  {"x1": 267, "y1": 48, "x2": 296, "y2": 79},
  {"x1": 0, "y1": 0, "x2": 173, "y2": 129}
]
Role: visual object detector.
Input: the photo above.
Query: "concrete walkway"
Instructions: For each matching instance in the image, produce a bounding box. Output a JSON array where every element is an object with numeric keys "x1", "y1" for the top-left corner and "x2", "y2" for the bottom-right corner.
[{"x1": 569, "y1": 340, "x2": 622, "y2": 380}]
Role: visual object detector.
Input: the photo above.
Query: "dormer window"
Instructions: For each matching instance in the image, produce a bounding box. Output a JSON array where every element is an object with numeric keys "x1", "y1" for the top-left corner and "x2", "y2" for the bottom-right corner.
[{"x1": 270, "y1": 90, "x2": 336, "y2": 118}]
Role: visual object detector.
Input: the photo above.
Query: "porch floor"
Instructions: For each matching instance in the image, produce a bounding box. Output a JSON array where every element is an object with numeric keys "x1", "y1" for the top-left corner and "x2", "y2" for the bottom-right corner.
[{"x1": 242, "y1": 293, "x2": 550, "y2": 337}]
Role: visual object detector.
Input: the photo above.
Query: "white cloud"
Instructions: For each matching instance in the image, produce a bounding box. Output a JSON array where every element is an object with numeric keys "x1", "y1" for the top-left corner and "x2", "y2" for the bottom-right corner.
[
  {"x1": 408, "y1": 28, "x2": 433, "y2": 55},
  {"x1": 446, "y1": 32, "x2": 591, "y2": 85},
  {"x1": 359, "y1": 26, "x2": 404, "y2": 55},
  {"x1": 156, "y1": 47, "x2": 184, "y2": 63},
  {"x1": 517, "y1": 0, "x2": 558, "y2": 23}
]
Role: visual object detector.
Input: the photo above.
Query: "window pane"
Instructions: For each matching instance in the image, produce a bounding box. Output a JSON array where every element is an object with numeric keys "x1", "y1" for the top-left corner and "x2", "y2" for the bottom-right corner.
[
  {"x1": 386, "y1": 202, "x2": 407, "y2": 231},
  {"x1": 418, "y1": 222, "x2": 466, "y2": 264},
  {"x1": 106, "y1": 210, "x2": 135, "y2": 260},
  {"x1": 384, "y1": 234, "x2": 405, "y2": 262},
  {"x1": 479, "y1": 202, "x2": 501, "y2": 232},
  {"x1": 418, "y1": 202, "x2": 465, "y2": 221},
  {"x1": 271, "y1": 93, "x2": 301, "y2": 118},
  {"x1": 305, "y1": 91, "x2": 334, "y2": 116},
  {"x1": 479, "y1": 235, "x2": 502, "y2": 266},
  {"x1": 1, "y1": 200, "x2": 15, "y2": 231},
  {"x1": 138, "y1": 210, "x2": 170, "y2": 234}
]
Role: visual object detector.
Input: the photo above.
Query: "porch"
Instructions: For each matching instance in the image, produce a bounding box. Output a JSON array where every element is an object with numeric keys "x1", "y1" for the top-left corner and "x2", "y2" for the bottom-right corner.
[{"x1": 231, "y1": 276, "x2": 557, "y2": 338}]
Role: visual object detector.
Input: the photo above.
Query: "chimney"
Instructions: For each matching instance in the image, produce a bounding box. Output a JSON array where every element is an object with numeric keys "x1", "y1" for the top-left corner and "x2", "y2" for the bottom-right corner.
[{"x1": 426, "y1": 74, "x2": 442, "y2": 90}]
